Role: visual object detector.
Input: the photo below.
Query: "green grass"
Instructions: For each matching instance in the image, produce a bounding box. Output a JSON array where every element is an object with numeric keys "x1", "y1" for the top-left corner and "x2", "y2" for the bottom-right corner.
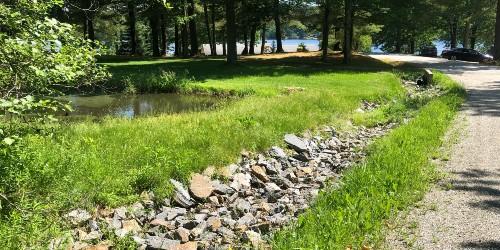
[
  {"x1": 271, "y1": 72, "x2": 466, "y2": 249},
  {"x1": 0, "y1": 54, "x2": 462, "y2": 248},
  {"x1": 20, "y1": 55, "x2": 404, "y2": 207}
]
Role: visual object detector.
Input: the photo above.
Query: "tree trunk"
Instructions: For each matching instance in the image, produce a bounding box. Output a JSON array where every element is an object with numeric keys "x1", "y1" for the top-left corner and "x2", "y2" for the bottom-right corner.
[
  {"x1": 273, "y1": 0, "x2": 284, "y2": 53},
  {"x1": 450, "y1": 18, "x2": 458, "y2": 49},
  {"x1": 249, "y1": 24, "x2": 257, "y2": 54},
  {"x1": 211, "y1": 1, "x2": 217, "y2": 55},
  {"x1": 409, "y1": 39, "x2": 415, "y2": 54},
  {"x1": 182, "y1": 23, "x2": 190, "y2": 58},
  {"x1": 188, "y1": 0, "x2": 199, "y2": 56},
  {"x1": 87, "y1": 16, "x2": 95, "y2": 41},
  {"x1": 470, "y1": 24, "x2": 478, "y2": 50},
  {"x1": 203, "y1": 0, "x2": 214, "y2": 56},
  {"x1": 150, "y1": 15, "x2": 160, "y2": 57},
  {"x1": 128, "y1": 1, "x2": 137, "y2": 55},
  {"x1": 160, "y1": 14, "x2": 168, "y2": 56},
  {"x1": 226, "y1": 0, "x2": 237, "y2": 63},
  {"x1": 321, "y1": 0, "x2": 331, "y2": 61},
  {"x1": 174, "y1": 23, "x2": 180, "y2": 57},
  {"x1": 495, "y1": 0, "x2": 500, "y2": 60},
  {"x1": 242, "y1": 28, "x2": 249, "y2": 55},
  {"x1": 462, "y1": 21, "x2": 470, "y2": 49},
  {"x1": 222, "y1": 26, "x2": 227, "y2": 56},
  {"x1": 261, "y1": 24, "x2": 266, "y2": 54},
  {"x1": 343, "y1": 0, "x2": 353, "y2": 64},
  {"x1": 83, "y1": 17, "x2": 88, "y2": 39}
]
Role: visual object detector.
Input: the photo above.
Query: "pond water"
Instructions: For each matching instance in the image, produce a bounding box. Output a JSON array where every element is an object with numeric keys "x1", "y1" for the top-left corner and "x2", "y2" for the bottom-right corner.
[{"x1": 61, "y1": 93, "x2": 222, "y2": 118}]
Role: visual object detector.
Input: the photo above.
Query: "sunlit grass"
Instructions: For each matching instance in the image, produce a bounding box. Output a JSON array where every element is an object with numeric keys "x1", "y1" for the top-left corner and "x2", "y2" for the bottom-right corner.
[{"x1": 272, "y1": 72, "x2": 466, "y2": 249}]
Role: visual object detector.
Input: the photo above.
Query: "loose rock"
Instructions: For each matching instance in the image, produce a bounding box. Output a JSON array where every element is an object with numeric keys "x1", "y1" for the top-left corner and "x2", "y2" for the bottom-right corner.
[{"x1": 189, "y1": 174, "x2": 214, "y2": 199}]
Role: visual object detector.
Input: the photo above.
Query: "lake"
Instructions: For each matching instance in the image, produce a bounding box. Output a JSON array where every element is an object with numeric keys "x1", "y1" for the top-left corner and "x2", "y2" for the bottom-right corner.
[
  {"x1": 61, "y1": 93, "x2": 223, "y2": 118},
  {"x1": 201, "y1": 39, "x2": 321, "y2": 55}
]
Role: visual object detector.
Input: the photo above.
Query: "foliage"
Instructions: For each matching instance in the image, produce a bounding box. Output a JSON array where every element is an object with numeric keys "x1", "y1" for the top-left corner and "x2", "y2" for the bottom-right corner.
[
  {"x1": 0, "y1": 1, "x2": 110, "y2": 98},
  {"x1": 297, "y1": 42, "x2": 309, "y2": 52}
]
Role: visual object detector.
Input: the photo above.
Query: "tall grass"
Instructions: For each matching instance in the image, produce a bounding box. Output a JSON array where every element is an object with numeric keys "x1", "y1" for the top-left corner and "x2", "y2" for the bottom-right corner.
[{"x1": 272, "y1": 72, "x2": 466, "y2": 249}]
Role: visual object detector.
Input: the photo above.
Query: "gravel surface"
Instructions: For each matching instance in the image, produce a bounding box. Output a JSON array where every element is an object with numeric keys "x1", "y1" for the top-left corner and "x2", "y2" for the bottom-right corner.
[{"x1": 371, "y1": 55, "x2": 500, "y2": 250}]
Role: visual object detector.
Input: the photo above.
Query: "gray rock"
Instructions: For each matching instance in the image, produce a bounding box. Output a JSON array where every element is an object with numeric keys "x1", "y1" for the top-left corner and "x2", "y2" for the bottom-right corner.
[
  {"x1": 88, "y1": 220, "x2": 99, "y2": 231},
  {"x1": 229, "y1": 173, "x2": 251, "y2": 191},
  {"x1": 114, "y1": 207, "x2": 127, "y2": 219},
  {"x1": 65, "y1": 209, "x2": 92, "y2": 225},
  {"x1": 146, "y1": 236, "x2": 180, "y2": 249},
  {"x1": 265, "y1": 182, "x2": 282, "y2": 193},
  {"x1": 284, "y1": 134, "x2": 308, "y2": 152},
  {"x1": 269, "y1": 146, "x2": 288, "y2": 159},
  {"x1": 156, "y1": 207, "x2": 187, "y2": 221},
  {"x1": 237, "y1": 213, "x2": 255, "y2": 226},
  {"x1": 131, "y1": 202, "x2": 145, "y2": 218},
  {"x1": 194, "y1": 213, "x2": 208, "y2": 222},
  {"x1": 170, "y1": 179, "x2": 195, "y2": 208},
  {"x1": 218, "y1": 227, "x2": 236, "y2": 240},
  {"x1": 243, "y1": 230, "x2": 262, "y2": 248},
  {"x1": 132, "y1": 236, "x2": 146, "y2": 245},
  {"x1": 233, "y1": 199, "x2": 252, "y2": 214},
  {"x1": 212, "y1": 181, "x2": 235, "y2": 195},
  {"x1": 81, "y1": 231, "x2": 102, "y2": 242},
  {"x1": 190, "y1": 221, "x2": 207, "y2": 238}
]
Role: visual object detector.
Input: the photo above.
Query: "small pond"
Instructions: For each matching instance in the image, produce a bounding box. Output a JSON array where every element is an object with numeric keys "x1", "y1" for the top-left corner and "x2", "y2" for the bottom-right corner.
[{"x1": 61, "y1": 93, "x2": 223, "y2": 118}]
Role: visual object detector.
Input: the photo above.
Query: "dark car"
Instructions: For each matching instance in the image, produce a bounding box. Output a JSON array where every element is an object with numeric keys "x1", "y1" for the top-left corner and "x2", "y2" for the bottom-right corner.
[
  {"x1": 441, "y1": 48, "x2": 493, "y2": 62},
  {"x1": 419, "y1": 46, "x2": 438, "y2": 57}
]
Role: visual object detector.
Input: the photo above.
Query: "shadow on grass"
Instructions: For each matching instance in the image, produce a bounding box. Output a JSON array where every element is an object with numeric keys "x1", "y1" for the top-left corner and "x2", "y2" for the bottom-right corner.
[{"x1": 101, "y1": 53, "x2": 395, "y2": 86}]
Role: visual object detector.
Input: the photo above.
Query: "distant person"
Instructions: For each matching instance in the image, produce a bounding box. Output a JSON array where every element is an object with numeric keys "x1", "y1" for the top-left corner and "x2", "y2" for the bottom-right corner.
[{"x1": 271, "y1": 41, "x2": 276, "y2": 53}]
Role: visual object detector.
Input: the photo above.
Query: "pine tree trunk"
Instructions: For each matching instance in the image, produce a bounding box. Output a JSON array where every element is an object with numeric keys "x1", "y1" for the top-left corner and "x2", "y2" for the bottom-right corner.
[
  {"x1": 222, "y1": 26, "x2": 227, "y2": 56},
  {"x1": 321, "y1": 1, "x2": 330, "y2": 61},
  {"x1": 261, "y1": 24, "x2": 266, "y2": 54},
  {"x1": 160, "y1": 14, "x2": 168, "y2": 56},
  {"x1": 463, "y1": 21, "x2": 470, "y2": 49},
  {"x1": 87, "y1": 17, "x2": 95, "y2": 42},
  {"x1": 211, "y1": 2, "x2": 217, "y2": 55},
  {"x1": 495, "y1": 0, "x2": 500, "y2": 60},
  {"x1": 150, "y1": 15, "x2": 160, "y2": 57},
  {"x1": 182, "y1": 23, "x2": 189, "y2": 58},
  {"x1": 174, "y1": 23, "x2": 180, "y2": 57},
  {"x1": 226, "y1": 0, "x2": 237, "y2": 64},
  {"x1": 273, "y1": 0, "x2": 284, "y2": 53},
  {"x1": 450, "y1": 18, "x2": 458, "y2": 49},
  {"x1": 128, "y1": 1, "x2": 137, "y2": 55},
  {"x1": 249, "y1": 24, "x2": 257, "y2": 54},
  {"x1": 470, "y1": 24, "x2": 478, "y2": 50},
  {"x1": 188, "y1": 0, "x2": 199, "y2": 56},
  {"x1": 410, "y1": 39, "x2": 415, "y2": 54},
  {"x1": 242, "y1": 28, "x2": 249, "y2": 55},
  {"x1": 343, "y1": 0, "x2": 353, "y2": 64},
  {"x1": 203, "y1": 0, "x2": 214, "y2": 55}
]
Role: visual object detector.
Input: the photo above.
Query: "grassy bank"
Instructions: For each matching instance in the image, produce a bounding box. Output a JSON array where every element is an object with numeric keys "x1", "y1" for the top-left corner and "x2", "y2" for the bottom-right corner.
[
  {"x1": 272, "y1": 72, "x2": 466, "y2": 249},
  {"x1": 0, "y1": 54, "x2": 408, "y2": 247}
]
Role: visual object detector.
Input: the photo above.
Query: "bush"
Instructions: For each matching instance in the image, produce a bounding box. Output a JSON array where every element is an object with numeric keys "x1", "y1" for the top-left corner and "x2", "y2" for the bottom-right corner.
[{"x1": 297, "y1": 43, "x2": 309, "y2": 52}]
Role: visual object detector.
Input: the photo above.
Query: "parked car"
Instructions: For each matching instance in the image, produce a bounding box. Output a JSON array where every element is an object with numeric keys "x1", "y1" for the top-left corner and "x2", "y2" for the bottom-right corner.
[
  {"x1": 441, "y1": 48, "x2": 493, "y2": 62},
  {"x1": 419, "y1": 46, "x2": 438, "y2": 57}
]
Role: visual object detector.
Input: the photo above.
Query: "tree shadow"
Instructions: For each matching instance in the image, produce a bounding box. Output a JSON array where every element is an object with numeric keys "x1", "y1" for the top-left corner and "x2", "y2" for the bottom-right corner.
[
  {"x1": 450, "y1": 168, "x2": 500, "y2": 214},
  {"x1": 465, "y1": 82, "x2": 500, "y2": 117},
  {"x1": 460, "y1": 240, "x2": 500, "y2": 249},
  {"x1": 103, "y1": 53, "x2": 394, "y2": 85}
]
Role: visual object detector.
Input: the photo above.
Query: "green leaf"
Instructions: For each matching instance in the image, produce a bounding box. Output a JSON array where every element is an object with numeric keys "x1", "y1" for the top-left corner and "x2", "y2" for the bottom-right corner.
[{"x1": 3, "y1": 137, "x2": 15, "y2": 146}]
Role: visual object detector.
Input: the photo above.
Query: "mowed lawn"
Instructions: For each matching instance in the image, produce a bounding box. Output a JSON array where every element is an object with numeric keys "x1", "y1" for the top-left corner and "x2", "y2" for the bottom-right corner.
[{"x1": 18, "y1": 54, "x2": 405, "y2": 211}]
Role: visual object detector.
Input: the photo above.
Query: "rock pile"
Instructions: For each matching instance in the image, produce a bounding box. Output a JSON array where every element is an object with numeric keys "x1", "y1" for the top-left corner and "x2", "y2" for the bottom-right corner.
[{"x1": 56, "y1": 124, "x2": 395, "y2": 250}]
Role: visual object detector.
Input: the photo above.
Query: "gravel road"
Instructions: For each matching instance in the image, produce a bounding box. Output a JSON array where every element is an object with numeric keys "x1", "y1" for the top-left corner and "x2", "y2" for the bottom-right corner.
[{"x1": 371, "y1": 55, "x2": 500, "y2": 250}]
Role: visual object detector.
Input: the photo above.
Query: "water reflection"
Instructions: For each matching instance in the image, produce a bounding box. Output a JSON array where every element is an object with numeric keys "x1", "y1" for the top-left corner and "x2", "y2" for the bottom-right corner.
[{"x1": 61, "y1": 93, "x2": 222, "y2": 118}]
